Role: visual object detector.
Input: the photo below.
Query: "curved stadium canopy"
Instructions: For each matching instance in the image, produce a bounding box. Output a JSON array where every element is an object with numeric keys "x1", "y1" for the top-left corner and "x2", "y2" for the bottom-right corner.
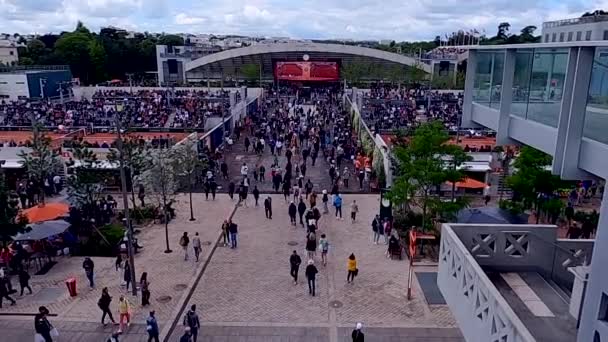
[{"x1": 184, "y1": 42, "x2": 431, "y2": 80}]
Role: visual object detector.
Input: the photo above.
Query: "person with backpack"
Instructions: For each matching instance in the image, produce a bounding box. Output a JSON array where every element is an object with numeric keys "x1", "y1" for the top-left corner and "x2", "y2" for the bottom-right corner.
[
  {"x1": 183, "y1": 304, "x2": 201, "y2": 342},
  {"x1": 34, "y1": 306, "x2": 54, "y2": 342},
  {"x1": 98, "y1": 287, "x2": 116, "y2": 326},
  {"x1": 180, "y1": 232, "x2": 190, "y2": 261},
  {"x1": 322, "y1": 190, "x2": 329, "y2": 213},
  {"x1": 318, "y1": 234, "x2": 329, "y2": 266},
  {"x1": 146, "y1": 310, "x2": 159, "y2": 342},
  {"x1": 333, "y1": 194, "x2": 343, "y2": 220},
  {"x1": 289, "y1": 250, "x2": 302, "y2": 285},
  {"x1": 18, "y1": 268, "x2": 32, "y2": 296},
  {"x1": 298, "y1": 199, "x2": 307, "y2": 226},
  {"x1": 351, "y1": 322, "x2": 364, "y2": 342}
]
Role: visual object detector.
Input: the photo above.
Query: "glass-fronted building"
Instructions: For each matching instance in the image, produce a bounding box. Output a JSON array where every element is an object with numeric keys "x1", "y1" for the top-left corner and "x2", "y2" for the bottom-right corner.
[{"x1": 459, "y1": 41, "x2": 608, "y2": 342}]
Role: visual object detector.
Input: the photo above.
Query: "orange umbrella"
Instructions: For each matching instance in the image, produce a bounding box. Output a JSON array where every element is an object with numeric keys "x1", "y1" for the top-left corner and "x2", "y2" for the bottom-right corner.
[
  {"x1": 23, "y1": 203, "x2": 70, "y2": 223},
  {"x1": 447, "y1": 178, "x2": 487, "y2": 189}
]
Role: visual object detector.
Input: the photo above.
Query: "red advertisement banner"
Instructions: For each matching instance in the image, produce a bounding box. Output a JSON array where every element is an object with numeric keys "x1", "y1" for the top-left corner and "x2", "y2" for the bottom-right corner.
[{"x1": 275, "y1": 61, "x2": 339, "y2": 81}]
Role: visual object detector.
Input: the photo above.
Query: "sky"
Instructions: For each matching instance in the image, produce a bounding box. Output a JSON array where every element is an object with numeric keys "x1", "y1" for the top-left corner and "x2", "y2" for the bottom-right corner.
[{"x1": 1, "y1": 0, "x2": 607, "y2": 41}]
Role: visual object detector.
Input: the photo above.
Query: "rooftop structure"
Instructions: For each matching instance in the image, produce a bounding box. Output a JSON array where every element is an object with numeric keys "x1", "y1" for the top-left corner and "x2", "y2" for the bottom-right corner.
[
  {"x1": 541, "y1": 15, "x2": 608, "y2": 42},
  {"x1": 459, "y1": 40, "x2": 608, "y2": 342}
]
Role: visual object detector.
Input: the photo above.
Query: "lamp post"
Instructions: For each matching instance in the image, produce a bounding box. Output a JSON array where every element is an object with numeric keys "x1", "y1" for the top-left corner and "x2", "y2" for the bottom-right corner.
[{"x1": 115, "y1": 107, "x2": 137, "y2": 296}]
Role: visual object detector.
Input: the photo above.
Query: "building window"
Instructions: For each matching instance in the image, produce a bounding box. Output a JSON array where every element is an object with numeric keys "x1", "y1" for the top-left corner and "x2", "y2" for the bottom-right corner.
[
  {"x1": 604, "y1": 30, "x2": 608, "y2": 40},
  {"x1": 9, "y1": 51, "x2": 14, "y2": 55},
  {"x1": 545, "y1": 34, "x2": 549, "y2": 42},
  {"x1": 552, "y1": 33, "x2": 557, "y2": 42},
  {"x1": 599, "y1": 293, "x2": 608, "y2": 322},
  {"x1": 0, "y1": 82, "x2": 7, "y2": 84},
  {"x1": 586, "y1": 31, "x2": 592, "y2": 41},
  {"x1": 15, "y1": 82, "x2": 24, "y2": 84},
  {"x1": 568, "y1": 32, "x2": 573, "y2": 41},
  {"x1": 577, "y1": 31, "x2": 582, "y2": 41},
  {"x1": 559, "y1": 32, "x2": 565, "y2": 42}
]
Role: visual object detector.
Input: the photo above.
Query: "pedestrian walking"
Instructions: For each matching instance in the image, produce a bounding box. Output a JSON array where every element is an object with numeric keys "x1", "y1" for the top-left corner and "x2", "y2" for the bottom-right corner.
[
  {"x1": 228, "y1": 182, "x2": 235, "y2": 200},
  {"x1": 180, "y1": 232, "x2": 190, "y2": 261},
  {"x1": 347, "y1": 253, "x2": 358, "y2": 284},
  {"x1": 333, "y1": 194, "x2": 343, "y2": 219},
  {"x1": 115, "y1": 254, "x2": 122, "y2": 271},
  {"x1": 83, "y1": 257, "x2": 95, "y2": 288},
  {"x1": 343, "y1": 167, "x2": 350, "y2": 188},
  {"x1": 98, "y1": 287, "x2": 117, "y2": 326},
  {"x1": 288, "y1": 201, "x2": 297, "y2": 225},
  {"x1": 305, "y1": 259, "x2": 318, "y2": 296},
  {"x1": 322, "y1": 190, "x2": 329, "y2": 213},
  {"x1": 319, "y1": 234, "x2": 329, "y2": 266},
  {"x1": 298, "y1": 198, "x2": 307, "y2": 226},
  {"x1": 146, "y1": 310, "x2": 160, "y2": 342},
  {"x1": 383, "y1": 219, "x2": 392, "y2": 244},
  {"x1": 253, "y1": 186, "x2": 260, "y2": 206},
  {"x1": 306, "y1": 232, "x2": 317, "y2": 260},
  {"x1": 192, "y1": 232, "x2": 202, "y2": 262},
  {"x1": 183, "y1": 305, "x2": 201, "y2": 342},
  {"x1": 18, "y1": 268, "x2": 32, "y2": 296},
  {"x1": 140, "y1": 272, "x2": 151, "y2": 306},
  {"x1": 350, "y1": 200, "x2": 359, "y2": 223},
  {"x1": 34, "y1": 306, "x2": 55, "y2": 342},
  {"x1": 117, "y1": 295, "x2": 131, "y2": 333},
  {"x1": 264, "y1": 196, "x2": 272, "y2": 219},
  {"x1": 123, "y1": 260, "x2": 132, "y2": 291},
  {"x1": 290, "y1": 250, "x2": 302, "y2": 285},
  {"x1": 0, "y1": 274, "x2": 16, "y2": 308},
  {"x1": 372, "y1": 215, "x2": 381, "y2": 244},
  {"x1": 259, "y1": 165, "x2": 266, "y2": 182},
  {"x1": 210, "y1": 180, "x2": 217, "y2": 200},
  {"x1": 229, "y1": 220, "x2": 238, "y2": 248},
  {"x1": 106, "y1": 332, "x2": 120, "y2": 342},
  {"x1": 221, "y1": 220, "x2": 230, "y2": 246},
  {"x1": 352, "y1": 322, "x2": 365, "y2": 342}
]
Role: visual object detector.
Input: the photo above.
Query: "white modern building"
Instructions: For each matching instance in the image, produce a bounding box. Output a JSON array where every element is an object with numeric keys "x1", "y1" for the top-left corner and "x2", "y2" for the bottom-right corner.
[
  {"x1": 452, "y1": 41, "x2": 608, "y2": 342},
  {"x1": 542, "y1": 15, "x2": 608, "y2": 43},
  {"x1": 0, "y1": 40, "x2": 19, "y2": 66}
]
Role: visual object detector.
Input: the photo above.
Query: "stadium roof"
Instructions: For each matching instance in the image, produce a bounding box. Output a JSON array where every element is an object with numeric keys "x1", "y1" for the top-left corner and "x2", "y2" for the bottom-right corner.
[{"x1": 185, "y1": 42, "x2": 431, "y2": 77}]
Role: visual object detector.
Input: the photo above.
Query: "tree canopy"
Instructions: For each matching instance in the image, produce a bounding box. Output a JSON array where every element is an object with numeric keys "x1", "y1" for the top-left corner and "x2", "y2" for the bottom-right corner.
[
  {"x1": 387, "y1": 121, "x2": 470, "y2": 231},
  {"x1": 0, "y1": 175, "x2": 29, "y2": 246}
]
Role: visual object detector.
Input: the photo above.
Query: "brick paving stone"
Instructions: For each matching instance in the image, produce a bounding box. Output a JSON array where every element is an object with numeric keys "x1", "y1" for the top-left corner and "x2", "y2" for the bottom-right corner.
[
  {"x1": 170, "y1": 193, "x2": 459, "y2": 340},
  {"x1": 0, "y1": 194, "x2": 234, "y2": 340}
]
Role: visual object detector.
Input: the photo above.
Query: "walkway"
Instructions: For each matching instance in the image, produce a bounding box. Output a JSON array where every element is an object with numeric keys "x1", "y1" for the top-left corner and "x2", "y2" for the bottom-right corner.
[{"x1": 167, "y1": 194, "x2": 462, "y2": 341}]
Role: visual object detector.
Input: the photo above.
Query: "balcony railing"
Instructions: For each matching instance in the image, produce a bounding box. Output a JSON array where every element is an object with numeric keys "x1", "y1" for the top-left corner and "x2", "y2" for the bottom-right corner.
[{"x1": 439, "y1": 224, "x2": 535, "y2": 342}]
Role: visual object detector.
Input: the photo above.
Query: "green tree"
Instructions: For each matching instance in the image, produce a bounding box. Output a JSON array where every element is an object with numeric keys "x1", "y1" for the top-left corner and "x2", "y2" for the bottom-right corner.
[
  {"x1": 387, "y1": 122, "x2": 469, "y2": 231},
  {"x1": 88, "y1": 40, "x2": 107, "y2": 84},
  {"x1": 54, "y1": 30, "x2": 93, "y2": 83},
  {"x1": 158, "y1": 34, "x2": 184, "y2": 47},
  {"x1": 18, "y1": 126, "x2": 62, "y2": 205},
  {"x1": 66, "y1": 147, "x2": 107, "y2": 220},
  {"x1": 0, "y1": 175, "x2": 29, "y2": 247},
  {"x1": 506, "y1": 146, "x2": 564, "y2": 211},
  {"x1": 107, "y1": 137, "x2": 151, "y2": 213},
  {"x1": 26, "y1": 39, "x2": 46, "y2": 62},
  {"x1": 407, "y1": 63, "x2": 428, "y2": 84},
  {"x1": 18, "y1": 57, "x2": 34, "y2": 65}
]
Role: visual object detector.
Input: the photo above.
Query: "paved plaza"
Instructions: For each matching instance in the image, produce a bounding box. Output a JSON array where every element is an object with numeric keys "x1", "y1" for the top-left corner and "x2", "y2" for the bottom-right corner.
[{"x1": 1, "y1": 193, "x2": 462, "y2": 341}]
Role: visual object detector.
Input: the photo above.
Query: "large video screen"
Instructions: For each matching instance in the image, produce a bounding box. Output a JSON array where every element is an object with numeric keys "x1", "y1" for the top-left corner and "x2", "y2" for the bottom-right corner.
[{"x1": 275, "y1": 61, "x2": 339, "y2": 81}]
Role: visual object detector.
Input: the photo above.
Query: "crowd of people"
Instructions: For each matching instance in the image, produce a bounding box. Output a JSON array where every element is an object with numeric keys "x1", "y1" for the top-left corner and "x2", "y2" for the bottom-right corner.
[
  {"x1": 0, "y1": 89, "x2": 230, "y2": 129},
  {"x1": 361, "y1": 84, "x2": 463, "y2": 132}
]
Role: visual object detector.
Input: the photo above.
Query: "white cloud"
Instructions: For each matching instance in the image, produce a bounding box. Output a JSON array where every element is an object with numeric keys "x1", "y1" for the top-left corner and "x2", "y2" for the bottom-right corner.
[
  {"x1": 174, "y1": 13, "x2": 206, "y2": 25},
  {"x1": 0, "y1": 0, "x2": 603, "y2": 41}
]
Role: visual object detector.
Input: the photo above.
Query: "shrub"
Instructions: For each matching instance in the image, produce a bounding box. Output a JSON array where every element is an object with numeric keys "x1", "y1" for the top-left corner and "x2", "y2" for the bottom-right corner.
[{"x1": 76, "y1": 223, "x2": 124, "y2": 256}]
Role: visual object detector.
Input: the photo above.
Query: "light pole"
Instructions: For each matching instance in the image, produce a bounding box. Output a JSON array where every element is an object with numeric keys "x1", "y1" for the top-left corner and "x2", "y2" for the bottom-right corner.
[{"x1": 115, "y1": 108, "x2": 137, "y2": 296}]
